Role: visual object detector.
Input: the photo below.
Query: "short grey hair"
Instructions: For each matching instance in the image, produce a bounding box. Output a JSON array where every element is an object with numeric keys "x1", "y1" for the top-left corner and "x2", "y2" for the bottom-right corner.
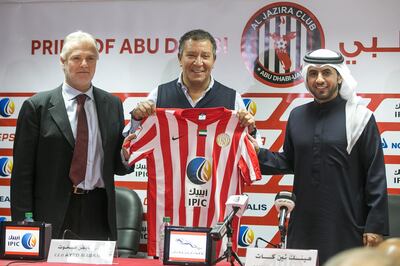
[{"x1": 60, "y1": 31, "x2": 99, "y2": 60}]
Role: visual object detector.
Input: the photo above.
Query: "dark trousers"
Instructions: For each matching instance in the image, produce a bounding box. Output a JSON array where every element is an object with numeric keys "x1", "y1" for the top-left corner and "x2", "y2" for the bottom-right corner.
[{"x1": 59, "y1": 188, "x2": 110, "y2": 240}]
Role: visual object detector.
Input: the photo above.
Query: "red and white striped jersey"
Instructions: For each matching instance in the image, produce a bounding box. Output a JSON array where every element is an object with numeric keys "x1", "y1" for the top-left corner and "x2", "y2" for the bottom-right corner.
[{"x1": 126, "y1": 107, "x2": 261, "y2": 256}]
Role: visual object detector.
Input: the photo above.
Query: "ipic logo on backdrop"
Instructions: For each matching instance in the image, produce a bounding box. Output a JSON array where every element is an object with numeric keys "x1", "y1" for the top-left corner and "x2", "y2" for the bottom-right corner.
[
  {"x1": 238, "y1": 226, "x2": 255, "y2": 247},
  {"x1": 0, "y1": 157, "x2": 13, "y2": 177},
  {"x1": 0, "y1": 98, "x2": 15, "y2": 117},
  {"x1": 243, "y1": 99, "x2": 257, "y2": 116},
  {"x1": 241, "y1": 2, "x2": 325, "y2": 88}
]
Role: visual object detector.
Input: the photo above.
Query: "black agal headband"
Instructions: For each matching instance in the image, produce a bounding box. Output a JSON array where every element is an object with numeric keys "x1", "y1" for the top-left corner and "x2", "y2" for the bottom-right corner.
[{"x1": 303, "y1": 50, "x2": 344, "y2": 64}]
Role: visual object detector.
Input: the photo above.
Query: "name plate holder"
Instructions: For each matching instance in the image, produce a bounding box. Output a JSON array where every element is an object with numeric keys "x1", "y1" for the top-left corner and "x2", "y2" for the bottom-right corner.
[
  {"x1": 163, "y1": 226, "x2": 216, "y2": 265},
  {"x1": 47, "y1": 239, "x2": 116, "y2": 264},
  {"x1": 0, "y1": 221, "x2": 52, "y2": 260},
  {"x1": 245, "y1": 247, "x2": 318, "y2": 266}
]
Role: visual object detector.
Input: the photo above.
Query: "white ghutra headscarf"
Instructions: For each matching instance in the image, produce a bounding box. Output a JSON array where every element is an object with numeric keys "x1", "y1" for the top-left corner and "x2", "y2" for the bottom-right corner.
[{"x1": 301, "y1": 49, "x2": 372, "y2": 154}]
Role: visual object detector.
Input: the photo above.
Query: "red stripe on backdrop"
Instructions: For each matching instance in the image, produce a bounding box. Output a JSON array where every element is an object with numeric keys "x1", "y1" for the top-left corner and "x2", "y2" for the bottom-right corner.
[
  {"x1": 0, "y1": 208, "x2": 11, "y2": 216},
  {"x1": 0, "y1": 179, "x2": 11, "y2": 186},
  {"x1": 0, "y1": 120, "x2": 16, "y2": 126},
  {"x1": 0, "y1": 93, "x2": 34, "y2": 97},
  {"x1": 388, "y1": 188, "x2": 400, "y2": 194},
  {"x1": 378, "y1": 122, "x2": 400, "y2": 133},
  {"x1": 114, "y1": 181, "x2": 147, "y2": 190},
  {"x1": 359, "y1": 93, "x2": 400, "y2": 112},
  {"x1": 176, "y1": 116, "x2": 188, "y2": 226},
  {"x1": 385, "y1": 156, "x2": 400, "y2": 164},
  {"x1": 244, "y1": 175, "x2": 292, "y2": 194},
  {"x1": 112, "y1": 92, "x2": 149, "y2": 102},
  {"x1": 0, "y1": 150, "x2": 13, "y2": 156},
  {"x1": 157, "y1": 111, "x2": 174, "y2": 221}
]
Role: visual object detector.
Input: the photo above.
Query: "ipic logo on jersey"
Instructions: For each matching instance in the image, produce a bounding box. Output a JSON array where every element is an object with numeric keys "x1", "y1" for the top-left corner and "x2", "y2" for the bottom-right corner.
[
  {"x1": 186, "y1": 157, "x2": 212, "y2": 207},
  {"x1": 238, "y1": 226, "x2": 255, "y2": 247},
  {"x1": 0, "y1": 98, "x2": 15, "y2": 117},
  {"x1": 0, "y1": 157, "x2": 13, "y2": 177},
  {"x1": 186, "y1": 157, "x2": 212, "y2": 185}
]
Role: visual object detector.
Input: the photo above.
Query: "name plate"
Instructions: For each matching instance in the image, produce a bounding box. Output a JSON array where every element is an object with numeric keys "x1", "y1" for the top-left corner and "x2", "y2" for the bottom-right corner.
[
  {"x1": 245, "y1": 248, "x2": 318, "y2": 266},
  {"x1": 47, "y1": 239, "x2": 115, "y2": 264}
]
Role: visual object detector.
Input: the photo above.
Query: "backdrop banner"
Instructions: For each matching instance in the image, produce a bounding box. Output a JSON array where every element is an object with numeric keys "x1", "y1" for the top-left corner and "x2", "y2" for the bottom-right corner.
[{"x1": 0, "y1": 0, "x2": 399, "y2": 256}]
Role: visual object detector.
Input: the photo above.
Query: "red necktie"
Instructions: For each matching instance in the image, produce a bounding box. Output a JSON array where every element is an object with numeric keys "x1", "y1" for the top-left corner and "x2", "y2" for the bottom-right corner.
[{"x1": 69, "y1": 94, "x2": 88, "y2": 186}]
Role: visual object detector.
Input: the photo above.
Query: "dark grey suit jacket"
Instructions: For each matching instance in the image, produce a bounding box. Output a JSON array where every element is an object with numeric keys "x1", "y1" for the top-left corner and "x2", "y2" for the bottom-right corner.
[{"x1": 10, "y1": 86, "x2": 132, "y2": 240}]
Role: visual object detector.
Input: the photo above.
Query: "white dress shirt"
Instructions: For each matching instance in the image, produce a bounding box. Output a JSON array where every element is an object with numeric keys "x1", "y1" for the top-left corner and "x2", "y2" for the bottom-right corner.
[{"x1": 62, "y1": 82, "x2": 105, "y2": 189}]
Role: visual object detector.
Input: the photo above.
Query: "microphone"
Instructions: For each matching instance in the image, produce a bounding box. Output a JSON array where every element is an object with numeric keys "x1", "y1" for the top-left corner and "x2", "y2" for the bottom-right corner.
[
  {"x1": 274, "y1": 191, "x2": 296, "y2": 231},
  {"x1": 210, "y1": 194, "x2": 249, "y2": 240}
]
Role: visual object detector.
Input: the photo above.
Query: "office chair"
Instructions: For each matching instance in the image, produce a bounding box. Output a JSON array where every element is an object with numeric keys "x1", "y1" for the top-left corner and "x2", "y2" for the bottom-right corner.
[
  {"x1": 115, "y1": 186, "x2": 143, "y2": 257},
  {"x1": 388, "y1": 194, "x2": 400, "y2": 237}
]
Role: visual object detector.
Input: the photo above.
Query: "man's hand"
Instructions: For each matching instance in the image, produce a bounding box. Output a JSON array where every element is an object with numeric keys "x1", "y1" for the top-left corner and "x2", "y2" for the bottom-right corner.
[
  {"x1": 237, "y1": 109, "x2": 256, "y2": 132},
  {"x1": 247, "y1": 133, "x2": 260, "y2": 154},
  {"x1": 131, "y1": 100, "x2": 156, "y2": 120},
  {"x1": 363, "y1": 233, "x2": 383, "y2": 247},
  {"x1": 122, "y1": 133, "x2": 137, "y2": 161}
]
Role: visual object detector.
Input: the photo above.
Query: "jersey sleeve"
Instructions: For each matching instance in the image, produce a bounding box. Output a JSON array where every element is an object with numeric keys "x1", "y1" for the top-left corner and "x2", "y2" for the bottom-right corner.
[
  {"x1": 126, "y1": 116, "x2": 157, "y2": 166},
  {"x1": 238, "y1": 131, "x2": 262, "y2": 184}
]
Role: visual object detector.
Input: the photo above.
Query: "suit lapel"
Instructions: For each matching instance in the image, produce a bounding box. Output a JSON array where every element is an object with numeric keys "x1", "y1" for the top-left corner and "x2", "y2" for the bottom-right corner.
[
  {"x1": 48, "y1": 87, "x2": 75, "y2": 148},
  {"x1": 93, "y1": 87, "x2": 108, "y2": 149}
]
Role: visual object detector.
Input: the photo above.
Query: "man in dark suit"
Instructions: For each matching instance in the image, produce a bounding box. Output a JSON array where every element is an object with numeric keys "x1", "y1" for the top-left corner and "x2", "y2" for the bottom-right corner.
[{"x1": 10, "y1": 30, "x2": 133, "y2": 240}]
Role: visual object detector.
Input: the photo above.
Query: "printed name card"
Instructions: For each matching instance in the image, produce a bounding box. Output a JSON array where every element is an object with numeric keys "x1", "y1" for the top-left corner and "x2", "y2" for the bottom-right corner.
[
  {"x1": 245, "y1": 247, "x2": 318, "y2": 266},
  {"x1": 47, "y1": 239, "x2": 115, "y2": 264}
]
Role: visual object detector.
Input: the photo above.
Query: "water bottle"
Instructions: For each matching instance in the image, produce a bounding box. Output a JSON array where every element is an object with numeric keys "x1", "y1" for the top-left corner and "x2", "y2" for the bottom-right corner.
[
  {"x1": 159, "y1": 216, "x2": 171, "y2": 261},
  {"x1": 23, "y1": 212, "x2": 34, "y2": 224}
]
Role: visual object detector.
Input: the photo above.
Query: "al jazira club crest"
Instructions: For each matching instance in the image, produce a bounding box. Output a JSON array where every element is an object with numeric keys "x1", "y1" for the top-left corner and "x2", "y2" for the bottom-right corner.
[{"x1": 241, "y1": 2, "x2": 325, "y2": 88}]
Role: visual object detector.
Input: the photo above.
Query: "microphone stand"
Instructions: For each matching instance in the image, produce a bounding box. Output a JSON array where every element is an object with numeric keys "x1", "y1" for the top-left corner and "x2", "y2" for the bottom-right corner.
[
  {"x1": 213, "y1": 218, "x2": 243, "y2": 266},
  {"x1": 279, "y1": 226, "x2": 287, "y2": 249},
  {"x1": 278, "y1": 207, "x2": 288, "y2": 249}
]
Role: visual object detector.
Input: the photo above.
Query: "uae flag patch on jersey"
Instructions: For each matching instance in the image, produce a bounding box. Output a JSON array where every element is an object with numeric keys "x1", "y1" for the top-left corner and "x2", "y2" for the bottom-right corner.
[{"x1": 198, "y1": 129, "x2": 207, "y2": 137}]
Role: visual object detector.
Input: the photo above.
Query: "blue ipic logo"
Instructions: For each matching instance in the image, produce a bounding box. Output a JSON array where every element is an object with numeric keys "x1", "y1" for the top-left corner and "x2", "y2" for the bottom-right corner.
[
  {"x1": 238, "y1": 225, "x2": 255, "y2": 247},
  {"x1": 186, "y1": 157, "x2": 212, "y2": 185},
  {"x1": 21, "y1": 233, "x2": 37, "y2": 249},
  {"x1": 0, "y1": 157, "x2": 13, "y2": 177},
  {"x1": 243, "y1": 98, "x2": 257, "y2": 116},
  {"x1": 0, "y1": 98, "x2": 15, "y2": 117}
]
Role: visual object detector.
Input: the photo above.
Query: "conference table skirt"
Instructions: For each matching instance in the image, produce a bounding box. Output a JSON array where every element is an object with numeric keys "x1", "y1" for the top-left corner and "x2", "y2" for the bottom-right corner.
[{"x1": 0, "y1": 258, "x2": 240, "y2": 265}]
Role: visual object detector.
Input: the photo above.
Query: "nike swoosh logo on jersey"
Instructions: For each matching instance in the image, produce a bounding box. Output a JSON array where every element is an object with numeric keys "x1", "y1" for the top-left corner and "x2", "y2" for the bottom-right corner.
[{"x1": 172, "y1": 136, "x2": 182, "y2": 141}]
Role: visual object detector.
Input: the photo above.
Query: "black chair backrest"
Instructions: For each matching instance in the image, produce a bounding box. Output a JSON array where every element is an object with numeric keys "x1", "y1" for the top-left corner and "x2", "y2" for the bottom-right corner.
[{"x1": 115, "y1": 186, "x2": 143, "y2": 257}]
